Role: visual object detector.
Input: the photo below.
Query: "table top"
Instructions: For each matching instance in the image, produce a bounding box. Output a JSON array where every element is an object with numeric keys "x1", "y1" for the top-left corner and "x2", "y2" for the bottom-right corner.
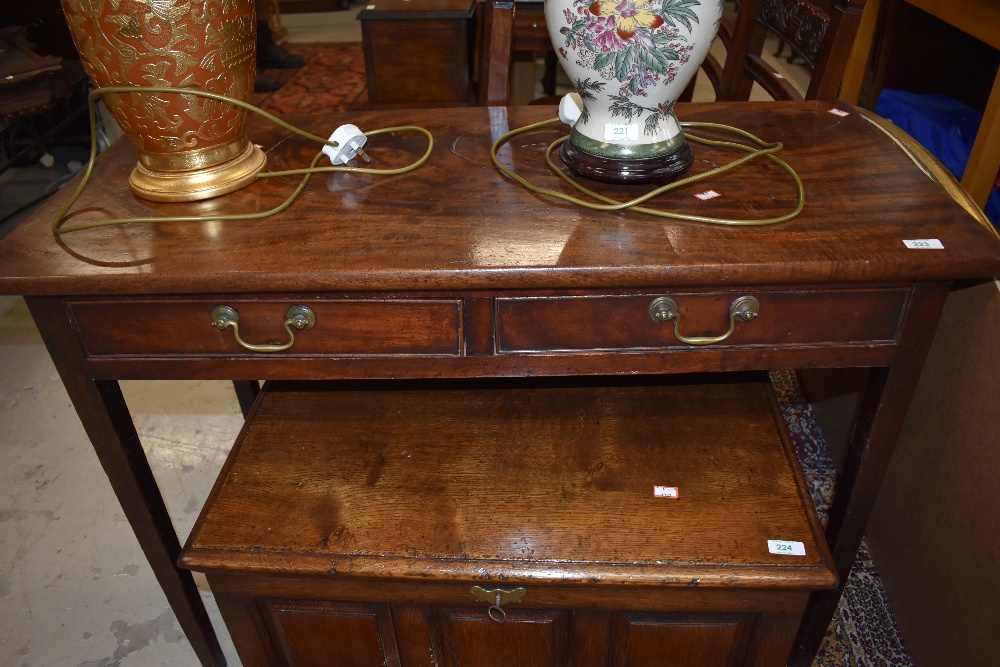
[{"x1": 1, "y1": 101, "x2": 998, "y2": 296}]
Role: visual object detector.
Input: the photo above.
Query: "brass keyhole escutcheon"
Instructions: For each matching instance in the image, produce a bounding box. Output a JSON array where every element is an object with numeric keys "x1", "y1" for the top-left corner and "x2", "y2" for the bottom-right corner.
[{"x1": 469, "y1": 585, "x2": 527, "y2": 623}]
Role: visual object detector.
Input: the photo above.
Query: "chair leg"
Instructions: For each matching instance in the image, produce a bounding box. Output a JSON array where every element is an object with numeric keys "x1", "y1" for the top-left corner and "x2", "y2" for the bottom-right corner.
[
  {"x1": 542, "y1": 51, "x2": 559, "y2": 96},
  {"x1": 678, "y1": 76, "x2": 697, "y2": 103},
  {"x1": 233, "y1": 380, "x2": 260, "y2": 419}
]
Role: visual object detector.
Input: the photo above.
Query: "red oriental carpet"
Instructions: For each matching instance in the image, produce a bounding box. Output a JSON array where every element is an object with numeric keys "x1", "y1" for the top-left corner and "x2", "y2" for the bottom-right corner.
[{"x1": 251, "y1": 42, "x2": 368, "y2": 116}]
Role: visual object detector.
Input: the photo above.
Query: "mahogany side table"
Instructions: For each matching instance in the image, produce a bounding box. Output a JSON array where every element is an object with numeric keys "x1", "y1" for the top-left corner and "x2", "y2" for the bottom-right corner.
[{"x1": 0, "y1": 101, "x2": 998, "y2": 666}]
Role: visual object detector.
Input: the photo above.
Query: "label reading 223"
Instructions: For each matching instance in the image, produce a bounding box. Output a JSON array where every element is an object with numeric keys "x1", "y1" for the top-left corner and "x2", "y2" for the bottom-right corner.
[{"x1": 605, "y1": 123, "x2": 639, "y2": 141}]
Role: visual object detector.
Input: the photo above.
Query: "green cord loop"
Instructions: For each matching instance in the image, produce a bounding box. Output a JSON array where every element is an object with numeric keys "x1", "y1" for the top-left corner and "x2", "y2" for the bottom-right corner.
[
  {"x1": 52, "y1": 86, "x2": 434, "y2": 235},
  {"x1": 54, "y1": 86, "x2": 801, "y2": 235},
  {"x1": 490, "y1": 117, "x2": 805, "y2": 226}
]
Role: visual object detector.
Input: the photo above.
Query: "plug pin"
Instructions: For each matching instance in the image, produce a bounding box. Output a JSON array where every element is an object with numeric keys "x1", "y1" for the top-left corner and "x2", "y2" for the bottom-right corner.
[{"x1": 323, "y1": 124, "x2": 370, "y2": 165}]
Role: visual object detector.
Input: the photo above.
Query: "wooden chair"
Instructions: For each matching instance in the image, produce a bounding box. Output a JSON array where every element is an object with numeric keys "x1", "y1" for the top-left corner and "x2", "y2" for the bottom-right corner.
[
  {"x1": 479, "y1": 0, "x2": 867, "y2": 105},
  {"x1": 716, "y1": 0, "x2": 868, "y2": 101},
  {"x1": 680, "y1": 0, "x2": 740, "y2": 102},
  {"x1": 477, "y1": 0, "x2": 515, "y2": 105},
  {"x1": 476, "y1": 0, "x2": 561, "y2": 106}
]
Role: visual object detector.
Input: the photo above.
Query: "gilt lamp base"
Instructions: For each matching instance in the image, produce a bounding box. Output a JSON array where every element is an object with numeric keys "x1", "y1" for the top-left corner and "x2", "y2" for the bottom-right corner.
[{"x1": 129, "y1": 141, "x2": 267, "y2": 203}]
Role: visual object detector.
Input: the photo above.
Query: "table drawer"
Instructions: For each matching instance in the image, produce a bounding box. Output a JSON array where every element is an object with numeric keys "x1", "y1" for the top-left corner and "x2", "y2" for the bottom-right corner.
[
  {"x1": 70, "y1": 298, "x2": 463, "y2": 356},
  {"x1": 496, "y1": 289, "x2": 908, "y2": 352}
]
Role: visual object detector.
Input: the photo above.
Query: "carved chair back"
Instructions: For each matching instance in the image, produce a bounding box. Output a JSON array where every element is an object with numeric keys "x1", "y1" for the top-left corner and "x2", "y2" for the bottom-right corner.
[{"x1": 718, "y1": 0, "x2": 868, "y2": 100}]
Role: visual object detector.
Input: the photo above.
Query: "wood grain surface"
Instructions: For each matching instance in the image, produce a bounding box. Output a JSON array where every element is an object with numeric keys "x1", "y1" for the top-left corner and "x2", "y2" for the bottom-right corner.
[
  {"x1": 1, "y1": 102, "x2": 998, "y2": 296},
  {"x1": 182, "y1": 377, "x2": 836, "y2": 591}
]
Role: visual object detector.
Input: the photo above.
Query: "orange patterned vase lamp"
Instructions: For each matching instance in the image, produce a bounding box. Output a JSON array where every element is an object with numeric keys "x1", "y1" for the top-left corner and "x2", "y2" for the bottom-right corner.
[{"x1": 60, "y1": 0, "x2": 265, "y2": 202}]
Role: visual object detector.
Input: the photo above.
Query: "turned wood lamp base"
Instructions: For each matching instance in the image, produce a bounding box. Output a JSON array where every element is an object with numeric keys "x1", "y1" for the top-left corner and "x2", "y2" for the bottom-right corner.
[{"x1": 559, "y1": 140, "x2": 695, "y2": 185}]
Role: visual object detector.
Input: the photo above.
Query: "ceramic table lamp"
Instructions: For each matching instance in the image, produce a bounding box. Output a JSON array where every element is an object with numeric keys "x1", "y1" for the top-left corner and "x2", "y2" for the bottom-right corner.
[
  {"x1": 545, "y1": 0, "x2": 722, "y2": 183},
  {"x1": 61, "y1": 0, "x2": 266, "y2": 202}
]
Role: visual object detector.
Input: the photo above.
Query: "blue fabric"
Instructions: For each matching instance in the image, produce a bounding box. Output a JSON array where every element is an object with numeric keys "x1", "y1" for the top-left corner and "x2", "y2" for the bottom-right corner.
[{"x1": 875, "y1": 89, "x2": 999, "y2": 228}]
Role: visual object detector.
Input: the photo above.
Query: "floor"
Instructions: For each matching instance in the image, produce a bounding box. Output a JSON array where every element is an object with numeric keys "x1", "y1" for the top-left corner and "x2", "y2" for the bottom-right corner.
[
  {"x1": 0, "y1": 296, "x2": 244, "y2": 665},
  {"x1": 0, "y1": 5, "x2": 818, "y2": 667}
]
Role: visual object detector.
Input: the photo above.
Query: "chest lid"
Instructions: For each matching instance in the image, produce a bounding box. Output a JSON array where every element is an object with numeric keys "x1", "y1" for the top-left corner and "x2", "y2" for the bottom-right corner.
[{"x1": 181, "y1": 377, "x2": 835, "y2": 591}]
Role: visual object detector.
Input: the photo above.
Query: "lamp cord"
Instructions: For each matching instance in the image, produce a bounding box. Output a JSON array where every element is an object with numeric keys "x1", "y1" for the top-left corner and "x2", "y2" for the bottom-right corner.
[
  {"x1": 53, "y1": 86, "x2": 802, "y2": 235},
  {"x1": 491, "y1": 117, "x2": 805, "y2": 226},
  {"x1": 52, "y1": 86, "x2": 433, "y2": 235}
]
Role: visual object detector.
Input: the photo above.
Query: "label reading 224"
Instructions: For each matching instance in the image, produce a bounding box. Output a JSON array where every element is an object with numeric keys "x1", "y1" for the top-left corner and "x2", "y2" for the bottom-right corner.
[
  {"x1": 767, "y1": 540, "x2": 806, "y2": 556},
  {"x1": 605, "y1": 123, "x2": 639, "y2": 142}
]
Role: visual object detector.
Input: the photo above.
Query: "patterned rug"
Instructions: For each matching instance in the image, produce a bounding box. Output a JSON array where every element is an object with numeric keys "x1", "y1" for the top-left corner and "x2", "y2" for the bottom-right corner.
[
  {"x1": 251, "y1": 42, "x2": 368, "y2": 116},
  {"x1": 771, "y1": 371, "x2": 913, "y2": 666}
]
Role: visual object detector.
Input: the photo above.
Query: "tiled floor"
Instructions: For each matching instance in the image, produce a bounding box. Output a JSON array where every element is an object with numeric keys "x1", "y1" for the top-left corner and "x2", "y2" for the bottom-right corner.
[{"x1": 0, "y1": 4, "x2": 818, "y2": 666}]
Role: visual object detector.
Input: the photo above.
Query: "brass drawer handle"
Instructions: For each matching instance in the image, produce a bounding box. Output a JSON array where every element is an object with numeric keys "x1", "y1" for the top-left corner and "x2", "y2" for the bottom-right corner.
[
  {"x1": 470, "y1": 585, "x2": 526, "y2": 623},
  {"x1": 648, "y1": 295, "x2": 760, "y2": 346},
  {"x1": 210, "y1": 305, "x2": 316, "y2": 353}
]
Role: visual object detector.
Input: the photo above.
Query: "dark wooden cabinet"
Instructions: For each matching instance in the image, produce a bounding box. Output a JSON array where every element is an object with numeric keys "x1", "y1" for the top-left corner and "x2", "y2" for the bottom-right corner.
[
  {"x1": 230, "y1": 599, "x2": 773, "y2": 667},
  {"x1": 359, "y1": 0, "x2": 478, "y2": 106},
  {"x1": 181, "y1": 379, "x2": 837, "y2": 666}
]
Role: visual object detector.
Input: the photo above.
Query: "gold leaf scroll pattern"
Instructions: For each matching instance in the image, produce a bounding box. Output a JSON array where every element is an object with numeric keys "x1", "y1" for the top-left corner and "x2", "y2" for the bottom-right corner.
[{"x1": 61, "y1": 0, "x2": 253, "y2": 154}]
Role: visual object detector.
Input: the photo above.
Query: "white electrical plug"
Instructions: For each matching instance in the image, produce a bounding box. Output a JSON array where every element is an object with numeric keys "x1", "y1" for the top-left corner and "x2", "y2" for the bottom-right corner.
[
  {"x1": 559, "y1": 92, "x2": 584, "y2": 126},
  {"x1": 322, "y1": 124, "x2": 370, "y2": 165}
]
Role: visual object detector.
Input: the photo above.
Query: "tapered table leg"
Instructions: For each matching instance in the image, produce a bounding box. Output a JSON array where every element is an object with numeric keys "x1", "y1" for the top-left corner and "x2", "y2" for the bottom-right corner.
[
  {"x1": 788, "y1": 281, "x2": 951, "y2": 666},
  {"x1": 232, "y1": 380, "x2": 260, "y2": 419},
  {"x1": 26, "y1": 297, "x2": 226, "y2": 667}
]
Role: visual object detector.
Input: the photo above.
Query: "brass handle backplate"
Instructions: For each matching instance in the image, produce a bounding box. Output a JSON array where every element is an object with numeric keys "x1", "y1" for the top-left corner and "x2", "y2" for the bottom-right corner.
[
  {"x1": 470, "y1": 585, "x2": 527, "y2": 623},
  {"x1": 648, "y1": 295, "x2": 760, "y2": 346},
  {"x1": 211, "y1": 305, "x2": 316, "y2": 353}
]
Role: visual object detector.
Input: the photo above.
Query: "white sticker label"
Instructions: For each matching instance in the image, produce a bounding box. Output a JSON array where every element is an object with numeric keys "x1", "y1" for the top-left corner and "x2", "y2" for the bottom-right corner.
[
  {"x1": 653, "y1": 486, "x2": 679, "y2": 498},
  {"x1": 768, "y1": 540, "x2": 806, "y2": 556},
  {"x1": 903, "y1": 238, "x2": 945, "y2": 249},
  {"x1": 828, "y1": 108, "x2": 850, "y2": 117},
  {"x1": 695, "y1": 190, "x2": 721, "y2": 201},
  {"x1": 605, "y1": 123, "x2": 639, "y2": 142}
]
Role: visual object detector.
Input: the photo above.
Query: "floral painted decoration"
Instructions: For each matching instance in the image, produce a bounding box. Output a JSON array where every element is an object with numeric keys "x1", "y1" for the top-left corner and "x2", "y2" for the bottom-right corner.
[{"x1": 559, "y1": 0, "x2": 707, "y2": 135}]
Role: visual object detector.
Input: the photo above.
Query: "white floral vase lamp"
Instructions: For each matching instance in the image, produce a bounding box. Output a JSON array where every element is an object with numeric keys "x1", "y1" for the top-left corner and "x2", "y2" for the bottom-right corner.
[{"x1": 546, "y1": 0, "x2": 723, "y2": 183}]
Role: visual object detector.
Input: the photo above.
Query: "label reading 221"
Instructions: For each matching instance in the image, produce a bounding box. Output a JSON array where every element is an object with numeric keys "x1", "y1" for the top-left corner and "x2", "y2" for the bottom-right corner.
[{"x1": 605, "y1": 123, "x2": 639, "y2": 141}]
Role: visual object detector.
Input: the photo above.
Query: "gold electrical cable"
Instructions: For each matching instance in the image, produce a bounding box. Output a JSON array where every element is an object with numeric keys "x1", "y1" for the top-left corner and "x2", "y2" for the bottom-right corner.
[
  {"x1": 490, "y1": 117, "x2": 805, "y2": 226},
  {"x1": 52, "y1": 86, "x2": 434, "y2": 235},
  {"x1": 55, "y1": 86, "x2": 801, "y2": 234}
]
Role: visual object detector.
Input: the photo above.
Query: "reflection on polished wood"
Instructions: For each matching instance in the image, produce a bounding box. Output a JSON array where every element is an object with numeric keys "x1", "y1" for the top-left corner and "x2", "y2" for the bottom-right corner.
[{"x1": 3, "y1": 103, "x2": 998, "y2": 294}]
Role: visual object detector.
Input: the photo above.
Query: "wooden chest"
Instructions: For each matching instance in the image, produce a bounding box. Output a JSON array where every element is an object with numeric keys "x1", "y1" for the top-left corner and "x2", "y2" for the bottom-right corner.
[
  {"x1": 181, "y1": 377, "x2": 837, "y2": 666},
  {"x1": 359, "y1": 0, "x2": 477, "y2": 106}
]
